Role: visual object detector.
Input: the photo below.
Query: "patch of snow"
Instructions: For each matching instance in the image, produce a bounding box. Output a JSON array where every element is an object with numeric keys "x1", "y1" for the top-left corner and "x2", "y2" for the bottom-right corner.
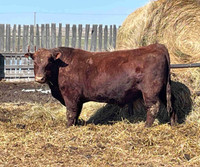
[{"x1": 22, "y1": 89, "x2": 51, "y2": 94}]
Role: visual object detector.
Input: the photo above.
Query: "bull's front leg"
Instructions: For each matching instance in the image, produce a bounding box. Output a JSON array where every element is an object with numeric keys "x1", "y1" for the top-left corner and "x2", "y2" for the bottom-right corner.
[
  {"x1": 60, "y1": 85, "x2": 83, "y2": 127},
  {"x1": 61, "y1": 90, "x2": 83, "y2": 127},
  {"x1": 65, "y1": 101, "x2": 83, "y2": 127},
  {"x1": 66, "y1": 103, "x2": 83, "y2": 127}
]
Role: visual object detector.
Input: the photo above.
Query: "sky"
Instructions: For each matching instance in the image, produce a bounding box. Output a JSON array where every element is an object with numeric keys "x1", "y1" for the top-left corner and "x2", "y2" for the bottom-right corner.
[{"x1": 0, "y1": 0, "x2": 149, "y2": 26}]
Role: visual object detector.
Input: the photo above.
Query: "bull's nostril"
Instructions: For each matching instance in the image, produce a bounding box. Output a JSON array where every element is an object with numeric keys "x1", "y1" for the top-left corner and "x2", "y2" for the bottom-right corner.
[{"x1": 35, "y1": 76, "x2": 45, "y2": 83}]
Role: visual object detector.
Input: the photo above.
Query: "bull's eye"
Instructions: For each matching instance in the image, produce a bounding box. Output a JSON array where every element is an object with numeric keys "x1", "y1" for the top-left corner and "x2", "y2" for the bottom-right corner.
[{"x1": 49, "y1": 57, "x2": 54, "y2": 63}]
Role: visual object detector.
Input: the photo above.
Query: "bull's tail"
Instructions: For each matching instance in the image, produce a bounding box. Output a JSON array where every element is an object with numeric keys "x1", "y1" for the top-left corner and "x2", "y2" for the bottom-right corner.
[
  {"x1": 166, "y1": 71, "x2": 172, "y2": 115},
  {"x1": 165, "y1": 49, "x2": 177, "y2": 125},
  {"x1": 165, "y1": 49, "x2": 172, "y2": 115}
]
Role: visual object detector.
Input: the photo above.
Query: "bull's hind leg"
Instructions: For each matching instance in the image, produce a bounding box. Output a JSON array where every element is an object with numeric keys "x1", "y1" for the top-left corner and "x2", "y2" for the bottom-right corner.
[
  {"x1": 143, "y1": 94, "x2": 160, "y2": 127},
  {"x1": 170, "y1": 110, "x2": 177, "y2": 126}
]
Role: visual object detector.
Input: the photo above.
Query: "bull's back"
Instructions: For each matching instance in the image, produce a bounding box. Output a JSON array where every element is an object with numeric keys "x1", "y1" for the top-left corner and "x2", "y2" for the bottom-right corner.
[{"x1": 83, "y1": 43, "x2": 168, "y2": 85}]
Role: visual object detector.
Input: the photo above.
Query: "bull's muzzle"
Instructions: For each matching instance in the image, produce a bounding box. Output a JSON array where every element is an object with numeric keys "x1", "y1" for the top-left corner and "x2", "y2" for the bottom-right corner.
[{"x1": 35, "y1": 76, "x2": 46, "y2": 83}]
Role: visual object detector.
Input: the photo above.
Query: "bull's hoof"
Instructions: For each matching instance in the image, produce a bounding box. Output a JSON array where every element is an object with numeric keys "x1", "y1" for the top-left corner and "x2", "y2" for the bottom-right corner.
[
  {"x1": 170, "y1": 115, "x2": 178, "y2": 126},
  {"x1": 145, "y1": 122, "x2": 153, "y2": 127},
  {"x1": 170, "y1": 120, "x2": 178, "y2": 126},
  {"x1": 76, "y1": 118, "x2": 86, "y2": 126},
  {"x1": 66, "y1": 121, "x2": 74, "y2": 128}
]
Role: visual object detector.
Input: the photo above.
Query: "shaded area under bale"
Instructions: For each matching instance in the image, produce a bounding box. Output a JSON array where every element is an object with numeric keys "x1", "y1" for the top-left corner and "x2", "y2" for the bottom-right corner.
[{"x1": 87, "y1": 81, "x2": 192, "y2": 125}]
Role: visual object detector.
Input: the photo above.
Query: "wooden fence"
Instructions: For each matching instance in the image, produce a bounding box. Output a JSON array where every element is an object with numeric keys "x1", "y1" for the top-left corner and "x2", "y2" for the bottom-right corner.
[
  {"x1": 0, "y1": 23, "x2": 118, "y2": 53},
  {"x1": 0, "y1": 23, "x2": 118, "y2": 81}
]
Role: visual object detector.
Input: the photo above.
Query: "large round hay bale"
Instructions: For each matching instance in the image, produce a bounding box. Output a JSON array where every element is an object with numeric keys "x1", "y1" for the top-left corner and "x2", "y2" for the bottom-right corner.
[
  {"x1": 87, "y1": 81, "x2": 192, "y2": 125},
  {"x1": 117, "y1": 0, "x2": 200, "y2": 64}
]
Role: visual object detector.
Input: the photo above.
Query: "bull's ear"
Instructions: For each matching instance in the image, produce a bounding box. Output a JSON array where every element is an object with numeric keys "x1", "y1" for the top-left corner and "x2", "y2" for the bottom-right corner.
[
  {"x1": 53, "y1": 52, "x2": 62, "y2": 60},
  {"x1": 24, "y1": 53, "x2": 34, "y2": 59}
]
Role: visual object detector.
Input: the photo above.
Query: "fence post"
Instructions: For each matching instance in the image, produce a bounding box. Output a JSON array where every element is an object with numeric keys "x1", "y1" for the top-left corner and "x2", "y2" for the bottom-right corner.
[
  {"x1": 98, "y1": 24, "x2": 103, "y2": 51},
  {"x1": 78, "y1": 24, "x2": 82, "y2": 49},
  {"x1": 6, "y1": 24, "x2": 11, "y2": 52},
  {"x1": 36, "y1": 24, "x2": 40, "y2": 50},
  {"x1": 41, "y1": 24, "x2": 45, "y2": 48},
  {"x1": 84, "y1": 24, "x2": 90, "y2": 51},
  {"x1": 12, "y1": 24, "x2": 16, "y2": 52},
  {"x1": 46, "y1": 24, "x2": 50, "y2": 49},
  {"x1": 0, "y1": 24, "x2": 4, "y2": 52},
  {"x1": 51, "y1": 23, "x2": 56, "y2": 48},
  {"x1": 71, "y1": 25, "x2": 77, "y2": 48},
  {"x1": 30, "y1": 25, "x2": 34, "y2": 52},
  {"x1": 23, "y1": 25, "x2": 29, "y2": 53},
  {"x1": 113, "y1": 25, "x2": 117, "y2": 49},
  {"x1": 104, "y1": 25, "x2": 108, "y2": 51},
  {"x1": 109, "y1": 25, "x2": 113, "y2": 48},
  {"x1": 90, "y1": 24, "x2": 97, "y2": 51},
  {"x1": 17, "y1": 25, "x2": 21, "y2": 52},
  {"x1": 65, "y1": 24, "x2": 70, "y2": 47},
  {"x1": 58, "y1": 23, "x2": 62, "y2": 47}
]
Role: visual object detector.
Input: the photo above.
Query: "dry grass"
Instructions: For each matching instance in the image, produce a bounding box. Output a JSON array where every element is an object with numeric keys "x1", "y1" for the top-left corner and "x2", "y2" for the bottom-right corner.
[
  {"x1": 0, "y1": 83, "x2": 200, "y2": 167},
  {"x1": 0, "y1": 102, "x2": 200, "y2": 167},
  {"x1": 117, "y1": 0, "x2": 200, "y2": 64}
]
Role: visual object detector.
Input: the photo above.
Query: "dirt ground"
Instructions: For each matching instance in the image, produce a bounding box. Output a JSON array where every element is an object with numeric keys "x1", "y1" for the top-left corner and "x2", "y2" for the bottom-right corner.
[{"x1": 0, "y1": 81, "x2": 56, "y2": 103}]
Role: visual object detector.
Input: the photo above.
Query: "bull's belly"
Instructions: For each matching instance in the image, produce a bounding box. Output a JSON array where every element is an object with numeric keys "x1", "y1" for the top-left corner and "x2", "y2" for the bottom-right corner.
[
  {"x1": 83, "y1": 75, "x2": 142, "y2": 105},
  {"x1": 84, "y1": 88, "x2": 142, "y2": 106}
]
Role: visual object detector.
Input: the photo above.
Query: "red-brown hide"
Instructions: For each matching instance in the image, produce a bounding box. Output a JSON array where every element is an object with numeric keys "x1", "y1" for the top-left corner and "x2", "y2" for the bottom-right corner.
[{"x1": 24, "y1": 43, "x2": 177, "y2": 127}]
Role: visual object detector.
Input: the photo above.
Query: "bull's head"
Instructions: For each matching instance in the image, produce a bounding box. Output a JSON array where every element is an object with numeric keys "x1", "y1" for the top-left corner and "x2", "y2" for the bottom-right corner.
[{"x1": 24, "y1": 47, "x2": 62, "y2": 83}]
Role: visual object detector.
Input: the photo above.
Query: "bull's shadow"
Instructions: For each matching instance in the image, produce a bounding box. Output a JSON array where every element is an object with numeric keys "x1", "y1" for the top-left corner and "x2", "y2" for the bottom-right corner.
[{"x1": 86, "y1": 81, "x2": 192, "y2": 125}]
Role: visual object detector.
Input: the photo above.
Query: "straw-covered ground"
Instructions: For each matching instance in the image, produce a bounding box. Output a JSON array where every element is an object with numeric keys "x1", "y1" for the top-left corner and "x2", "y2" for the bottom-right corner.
[{"x1": 0, "y1": 68, "x2": 200, "y2": 167}]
